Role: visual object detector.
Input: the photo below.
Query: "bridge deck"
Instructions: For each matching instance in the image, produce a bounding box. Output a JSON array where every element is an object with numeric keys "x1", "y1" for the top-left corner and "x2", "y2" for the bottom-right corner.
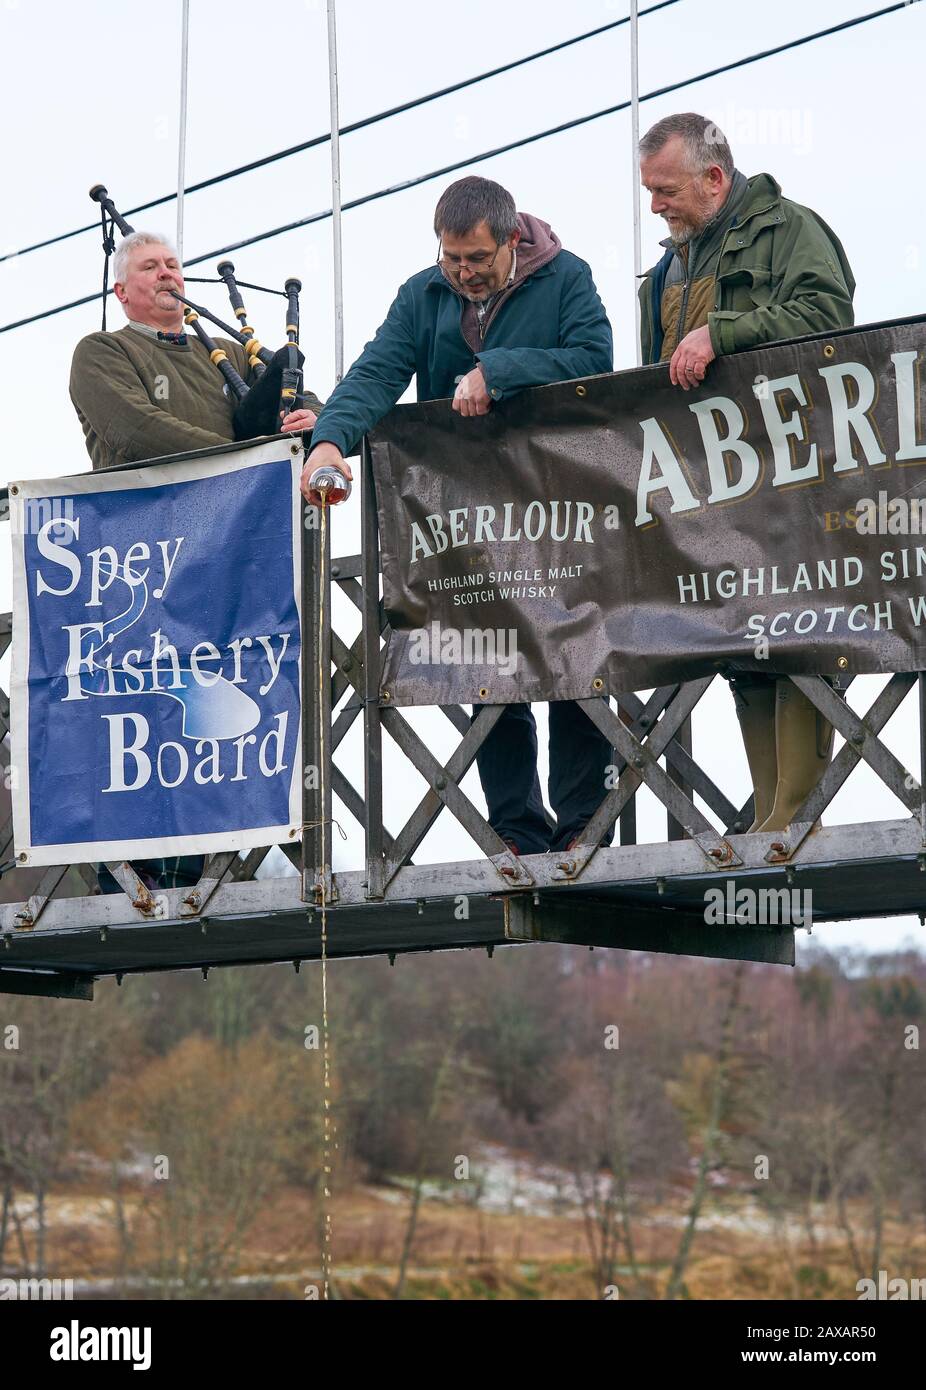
[{"x1": 2, "y1": 820, "x2": 923, "y2": 998}]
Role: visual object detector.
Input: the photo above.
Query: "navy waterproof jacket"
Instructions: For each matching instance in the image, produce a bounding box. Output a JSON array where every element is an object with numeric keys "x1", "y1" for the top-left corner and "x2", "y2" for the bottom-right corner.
[{"x1": 310, "y1": 250, "x2": 613, "y2": 457}]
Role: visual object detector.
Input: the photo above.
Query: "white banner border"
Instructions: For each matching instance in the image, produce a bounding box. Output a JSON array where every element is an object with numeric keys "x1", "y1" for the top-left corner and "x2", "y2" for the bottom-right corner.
[{"x1": 10, "y1": 440, "x2": 304, "y2": 868}]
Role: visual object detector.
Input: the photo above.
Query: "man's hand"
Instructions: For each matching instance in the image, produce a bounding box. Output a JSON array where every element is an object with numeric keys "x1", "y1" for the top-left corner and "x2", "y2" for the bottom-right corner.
[
  {"x1": 280, "y1": 407, "x2": 318, "y2": 433},
  {"x1": 452, "y1": 365, "x2": 492, "y2": 417},
  {"x1": 300, "y1": 441, "x2": 353, "y2": 505},
  {"x1": 669, "y1": 324, "x2": 716, "y2": 390}
]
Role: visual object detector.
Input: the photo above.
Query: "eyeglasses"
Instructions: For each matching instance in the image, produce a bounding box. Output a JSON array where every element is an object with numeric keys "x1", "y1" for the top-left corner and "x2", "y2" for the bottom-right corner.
[{"x1": 436, "y1": 240, "x2": 505, "y2": 275}]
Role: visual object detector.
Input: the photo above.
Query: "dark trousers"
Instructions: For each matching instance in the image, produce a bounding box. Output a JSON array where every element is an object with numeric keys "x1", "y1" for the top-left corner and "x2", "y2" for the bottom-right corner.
[{"x1": 471, "y1": 701, "x2": 615, "y2": 854}]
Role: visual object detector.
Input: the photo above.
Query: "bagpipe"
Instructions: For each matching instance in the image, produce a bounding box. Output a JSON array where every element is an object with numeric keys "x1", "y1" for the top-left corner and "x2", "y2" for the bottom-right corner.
[{"x1": 90, "y1": 184, "x2": 307, "y2": 441}]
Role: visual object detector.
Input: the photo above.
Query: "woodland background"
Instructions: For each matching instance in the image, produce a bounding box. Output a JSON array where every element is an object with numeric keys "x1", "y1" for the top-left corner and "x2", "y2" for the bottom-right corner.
[{"x1": 1, "y1": 941, "x2": 924, "y2": 1300}]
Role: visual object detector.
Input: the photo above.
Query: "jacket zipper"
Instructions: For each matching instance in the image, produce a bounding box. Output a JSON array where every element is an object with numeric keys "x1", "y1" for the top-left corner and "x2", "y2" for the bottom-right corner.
[
  {"x1": 675, "y1": 242, "x2": 699, "y2": 346},
  {"x1": 674, "y1": 221, "x2": 744, "y2": 340}
]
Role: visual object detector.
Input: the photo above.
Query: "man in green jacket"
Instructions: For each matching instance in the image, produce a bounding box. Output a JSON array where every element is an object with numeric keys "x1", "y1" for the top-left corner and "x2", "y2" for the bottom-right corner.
[
  {"x1": 638, "y1": 112, "x2": 856, "y2": 831},
  {"x1": 69, "y1": 230, "x2": 322, "y2": 895},
  {"x1": 305, "y1": 175, "x2": 614, "y2": 855}
]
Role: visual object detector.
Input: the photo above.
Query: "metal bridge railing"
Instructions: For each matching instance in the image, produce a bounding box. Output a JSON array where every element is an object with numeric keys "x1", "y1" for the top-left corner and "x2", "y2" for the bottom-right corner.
[{"x1": 1, "y1": 439, "x2": 925, "y2": 989}]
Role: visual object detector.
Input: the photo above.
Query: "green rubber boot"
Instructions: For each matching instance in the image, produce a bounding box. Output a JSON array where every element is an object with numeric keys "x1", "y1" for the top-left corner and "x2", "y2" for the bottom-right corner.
[
  {"x1": 758, "y1": 680, "x2": 834, "y2": 832},
  {"x1": 732, "y1": 681, "x2": 778, "y2": 832}
]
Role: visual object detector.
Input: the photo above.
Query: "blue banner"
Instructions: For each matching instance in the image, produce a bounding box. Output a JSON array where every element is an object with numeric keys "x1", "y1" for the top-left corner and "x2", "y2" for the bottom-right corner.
[{"x1": 11, "y1": 442, "x2": 302, "y2": 865}]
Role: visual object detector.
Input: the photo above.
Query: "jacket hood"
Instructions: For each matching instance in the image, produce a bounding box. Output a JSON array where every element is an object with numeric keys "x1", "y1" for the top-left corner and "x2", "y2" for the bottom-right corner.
[{"x1": 511, "y1": 212, "x2": 561, "y2": 283}]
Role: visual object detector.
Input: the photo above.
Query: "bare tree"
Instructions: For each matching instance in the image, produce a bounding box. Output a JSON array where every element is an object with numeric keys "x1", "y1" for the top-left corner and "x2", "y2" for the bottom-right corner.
[
  {"x1": 664, "y1": 961, "x2": 746, "y2": 1300},
  {"x1": 394, "y1": 1010, "x2": 465, "y2": 1300}
]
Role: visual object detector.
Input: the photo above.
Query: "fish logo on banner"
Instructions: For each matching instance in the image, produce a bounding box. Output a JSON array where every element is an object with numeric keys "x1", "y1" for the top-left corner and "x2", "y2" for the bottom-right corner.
[{"x1": 10, "y1": 447, "x2": 303, "y2": 866}]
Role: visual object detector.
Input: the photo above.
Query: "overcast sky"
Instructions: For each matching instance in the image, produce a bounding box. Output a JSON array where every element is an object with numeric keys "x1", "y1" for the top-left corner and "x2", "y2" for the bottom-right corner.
[{"x1": 1, "y1": 0, "x2": 924, "y2": 956}]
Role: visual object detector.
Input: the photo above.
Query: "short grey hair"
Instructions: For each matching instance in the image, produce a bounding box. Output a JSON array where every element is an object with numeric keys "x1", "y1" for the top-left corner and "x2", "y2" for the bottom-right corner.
[
  {"x1": 639, "y1": 112, "x2": 734, "y2": 179},
  {"x1": 113, "y1": 231, "x2": 179, "y2": 285},
  {"x1": 433, "y1": 176, "x2": 518, "y2": 244}
]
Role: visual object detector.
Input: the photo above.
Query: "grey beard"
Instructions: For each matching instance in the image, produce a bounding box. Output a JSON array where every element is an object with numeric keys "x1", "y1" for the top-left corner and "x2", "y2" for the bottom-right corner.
[
  {"x1": 664, "y1": 192, "x2": 717, "y2": 247},
  {"x1": 665, "y1": 218, "x2": 701, "y2": 247}
]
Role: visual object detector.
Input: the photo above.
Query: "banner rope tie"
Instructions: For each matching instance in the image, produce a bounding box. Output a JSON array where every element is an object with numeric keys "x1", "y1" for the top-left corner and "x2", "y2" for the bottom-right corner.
[{"x1": 301, "y1": 817, "x2": 347, "y2": 840}]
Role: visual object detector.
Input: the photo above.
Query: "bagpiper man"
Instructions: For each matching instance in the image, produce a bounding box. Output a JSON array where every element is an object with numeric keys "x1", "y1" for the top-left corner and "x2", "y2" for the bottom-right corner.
[
  {"x1": 302, "y1": 175, "x2": 614, "y2": 856},
  {"x1": 70, "y1": 231, "x2": 323, "y2": 470},
  {"x1": 637, "y1": 112, "x2": 856, "y2": 831},
  {"x1": 69, "y1": 230, "x2": 324, "y2": 896}
]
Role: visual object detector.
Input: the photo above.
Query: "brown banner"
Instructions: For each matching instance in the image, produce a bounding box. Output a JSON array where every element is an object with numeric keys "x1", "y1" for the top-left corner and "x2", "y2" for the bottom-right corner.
[{"x1": 369, "y1": 317, "x2": 926, "y2": 706}]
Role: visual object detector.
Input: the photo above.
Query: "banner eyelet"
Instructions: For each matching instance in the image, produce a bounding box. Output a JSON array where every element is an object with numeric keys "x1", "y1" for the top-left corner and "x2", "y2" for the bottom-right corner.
[
  {"x1": 575, "y1": 385, "x2": 588, "y2": 397},
  {"x1": 823, "y1": 344, "x2": 836, "y2": 358}
]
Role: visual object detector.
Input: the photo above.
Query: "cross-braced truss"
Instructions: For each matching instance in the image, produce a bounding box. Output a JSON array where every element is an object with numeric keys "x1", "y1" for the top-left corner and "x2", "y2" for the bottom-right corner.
[{"x1": 1, "y1": 449, "x2": 924, "y2": 999}]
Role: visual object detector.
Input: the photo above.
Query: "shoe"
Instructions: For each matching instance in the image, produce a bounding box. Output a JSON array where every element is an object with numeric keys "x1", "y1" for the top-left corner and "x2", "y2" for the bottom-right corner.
[
  {"x1": 502, "y1": 839, "x2": 521, "y2": 856},
  {"x1": 561, "y1": 834, "x2": 611, "y2": 853}
]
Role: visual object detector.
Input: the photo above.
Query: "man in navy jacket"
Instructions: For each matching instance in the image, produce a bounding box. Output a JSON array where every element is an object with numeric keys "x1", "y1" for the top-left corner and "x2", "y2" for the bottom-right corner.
[{"x1": 303, "y1": 175, "x2": 614, "y2": 855}]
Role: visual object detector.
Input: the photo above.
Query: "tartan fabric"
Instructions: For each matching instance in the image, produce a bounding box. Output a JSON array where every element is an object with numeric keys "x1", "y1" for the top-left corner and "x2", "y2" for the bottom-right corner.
[{"x1": 97, "y1": 856, "x2": 204, "y2": 894}]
